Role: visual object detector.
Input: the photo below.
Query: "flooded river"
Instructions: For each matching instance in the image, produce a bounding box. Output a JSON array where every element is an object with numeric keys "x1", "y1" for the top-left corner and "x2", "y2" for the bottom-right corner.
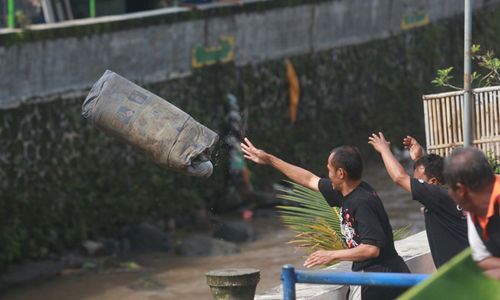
[{"x1": 1, "y1": 161, "x2": 425, "y2": 300}]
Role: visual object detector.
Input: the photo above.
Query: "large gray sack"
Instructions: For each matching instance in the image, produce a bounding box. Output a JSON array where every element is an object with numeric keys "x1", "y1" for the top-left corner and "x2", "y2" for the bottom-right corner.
[{"x1": 82, "y1": 70, "x2": 218, "y2": 177}]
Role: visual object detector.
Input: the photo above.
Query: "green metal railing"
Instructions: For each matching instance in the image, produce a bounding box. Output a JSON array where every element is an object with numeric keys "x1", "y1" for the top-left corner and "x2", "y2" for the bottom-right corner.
[
  {"x1": 7, "y1": 0, "x2": 15, "y2": 28},
  {"x1": 89, "y1": 0, "x2": 96, "y2": 18}
]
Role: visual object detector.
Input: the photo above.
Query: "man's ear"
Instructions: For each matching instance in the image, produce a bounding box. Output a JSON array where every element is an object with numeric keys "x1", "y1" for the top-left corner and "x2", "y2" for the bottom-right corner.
[
  {"x1": 455, "y1": 182, "x2": 467, "y2": 198},
  {"x1": 337, "y1": 168, "x2": 346, "y2": 179},
  {"x1": 429, "y1": 177, "x2": 439, "y2": 185}
]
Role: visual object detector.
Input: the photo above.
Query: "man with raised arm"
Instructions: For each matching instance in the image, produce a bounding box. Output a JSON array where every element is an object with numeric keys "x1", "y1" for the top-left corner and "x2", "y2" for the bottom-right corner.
[
  {"x1": 241, "y1": 138, "x2": 409, "y2": 300},
  {"x1": 443, "y1": 147, "x2": 500, "y2": 280},
  {"x1": 368, "y1": 132, "x2": 468, "y2": 268}
]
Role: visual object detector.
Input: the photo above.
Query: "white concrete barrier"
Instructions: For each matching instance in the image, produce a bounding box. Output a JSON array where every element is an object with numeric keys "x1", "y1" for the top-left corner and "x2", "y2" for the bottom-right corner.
[{"x1": 255, "y1": 231, "x2": 434, "y2": 300}]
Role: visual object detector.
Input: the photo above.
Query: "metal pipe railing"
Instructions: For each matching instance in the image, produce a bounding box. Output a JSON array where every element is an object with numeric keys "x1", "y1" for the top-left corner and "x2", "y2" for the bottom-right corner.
[
  {"x1": 8, "y1": 0, "x2": 15, "y2": 28},
  {"x1": 89, "y1": 0, "x2": 96, "y2": 18},
  {"x1": 463, "y1": 0, "x2": 473, "y2": 147},
  {"x1": 281, "y1": 265, "x2": 430, "y2": 300}
]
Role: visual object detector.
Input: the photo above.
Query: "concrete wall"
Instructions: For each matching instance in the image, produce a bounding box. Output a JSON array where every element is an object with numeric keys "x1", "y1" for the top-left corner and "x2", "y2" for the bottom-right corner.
[
  {"x1": 255, "y1": 231, "x2": 435, "y2": 300},
  {"x1": 1, "y1": 0, "x2": 499, "y2": 109}
]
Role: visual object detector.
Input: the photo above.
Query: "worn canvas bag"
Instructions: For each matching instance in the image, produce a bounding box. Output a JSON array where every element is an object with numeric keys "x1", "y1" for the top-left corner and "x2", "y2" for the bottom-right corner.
[{"x1": 82, "y1": 70, "x2": 218, "y2": 177}]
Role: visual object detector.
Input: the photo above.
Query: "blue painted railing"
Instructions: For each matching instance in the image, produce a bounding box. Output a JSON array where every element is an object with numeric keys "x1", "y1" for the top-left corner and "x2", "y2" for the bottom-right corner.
[{"x1": 281, "y1": 264, "x2": 430, "y2": 300}]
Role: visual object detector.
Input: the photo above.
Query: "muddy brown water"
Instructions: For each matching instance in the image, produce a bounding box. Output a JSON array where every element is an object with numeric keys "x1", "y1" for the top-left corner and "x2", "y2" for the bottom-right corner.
[{"x1": 1, "y1": 162, "x2": 425, "y2": 300}]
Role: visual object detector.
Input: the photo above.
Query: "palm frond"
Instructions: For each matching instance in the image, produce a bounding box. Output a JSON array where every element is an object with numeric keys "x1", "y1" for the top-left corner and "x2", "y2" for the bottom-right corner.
[
  {"x1": 276, "y1": 180, "x2": 411, "y2": 257},
  {"x1": 392, "y1": 224, "x2": 411, "y2": 241},
  {"x1": 276, "y1": 181, "x2": 343, "y2": 238},
  {"x1": 288, "y1": 219, "x2": 346, "y2": 252},
  {"x1": 276, "y1": 181, "x2": 346, "y2": 251}
]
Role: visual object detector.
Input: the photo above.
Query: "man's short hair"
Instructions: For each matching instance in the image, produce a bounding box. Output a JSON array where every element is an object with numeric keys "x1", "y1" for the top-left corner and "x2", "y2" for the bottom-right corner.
[
  {"x1": 443, "y1": 147, "x2": 494, "y2": 190},
  {"x1": 330, "y1": 146, "x2": 363, "y2": 180},
  {"x1": 414, "y1": 154, "x2": 445, "y2": 183}
]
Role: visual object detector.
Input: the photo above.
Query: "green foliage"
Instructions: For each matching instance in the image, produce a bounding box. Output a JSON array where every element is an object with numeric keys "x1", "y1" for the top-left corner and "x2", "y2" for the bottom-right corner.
[
  {"x1": 276, "y1": 181, "x2": 345, "y2": 253},
  {"x1": 431, "y1": 67, "x2": 459, "y2": 90},
  {"x1": 474, "y1": 47, "x2": 500, "y2": 87},
  {"x1": 432, "y1": 44, "x2": 500, "y2": 89},
  {"x1": 393, "y1": 225, "x2": 412, "y2": 241},
  {"x1": 14, "y1": 10, "x2": 30, "y2": 29},
  {"x1": 276, "y1": 181, "x2": 410, "y2": 266},
  {"x1": 471, "y1": 44, "x2": 481, "y2": 54},
  {"x1": 486, "y1": 151, "x2": 500, "y2": 174}
]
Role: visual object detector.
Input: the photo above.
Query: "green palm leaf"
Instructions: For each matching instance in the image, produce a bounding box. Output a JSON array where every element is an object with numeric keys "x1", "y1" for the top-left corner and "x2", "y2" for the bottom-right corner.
[
  {"x1": 393, "y1": 224, "x2": 411, "y2": 241},
  {"x1": 276, "y1": 180, "x2": 411, "y2": 257},
  {"x1": 276, "y1": 181, "x2": 346, "y2": 251}
]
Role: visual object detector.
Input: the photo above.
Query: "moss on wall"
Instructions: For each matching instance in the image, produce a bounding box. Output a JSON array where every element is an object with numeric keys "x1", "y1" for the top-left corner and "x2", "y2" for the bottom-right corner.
[{"x1": 1, "y1": 6, "x2": 500, "y2": 268}]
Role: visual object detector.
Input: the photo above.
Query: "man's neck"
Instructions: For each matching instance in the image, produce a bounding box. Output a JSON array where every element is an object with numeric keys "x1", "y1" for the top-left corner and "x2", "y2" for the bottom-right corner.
[
  {"x1": 473, "y1": 181, "x2": 495, "y2": 217},
  {"x1": 340, "y1": 179, "x2": 362, "y2": 196}
]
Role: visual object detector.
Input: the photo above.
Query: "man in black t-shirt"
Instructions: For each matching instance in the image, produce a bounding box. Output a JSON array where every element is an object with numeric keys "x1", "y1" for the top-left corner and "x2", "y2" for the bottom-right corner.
[
  {"x1": 368, "y1": 132, "x2": 468, "y2": 268},
  {"x1": 241, "y1": 138, "x2": 409, "y2": 300}
]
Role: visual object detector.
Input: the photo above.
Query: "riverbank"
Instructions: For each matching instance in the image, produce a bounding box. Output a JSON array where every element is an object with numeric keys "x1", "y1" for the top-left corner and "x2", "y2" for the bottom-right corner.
[
  {"x1": 0, "y1": 216, "x2": 306, "y2": 300},
  {"x1": 0, "y1": 161, "x2": 426, "y2": 300}
]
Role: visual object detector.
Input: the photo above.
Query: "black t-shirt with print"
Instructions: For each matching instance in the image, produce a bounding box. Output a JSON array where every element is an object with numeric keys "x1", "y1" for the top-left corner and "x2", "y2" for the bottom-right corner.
[
  {"x1": 318, "y1": 179, "x2": 401, "y2": 272},
  {"x1": 410, "y1": 178, "x2": 468, "y2": 268}
]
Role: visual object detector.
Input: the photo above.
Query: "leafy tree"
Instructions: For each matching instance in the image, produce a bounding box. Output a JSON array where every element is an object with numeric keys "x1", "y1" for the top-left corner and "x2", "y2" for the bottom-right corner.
[
  {"x1": 432, "y1": 45, "x2": 500, "y2": 89},
  {"x1": 487, "y1": 151, "x2": 500, "y2": 175}
]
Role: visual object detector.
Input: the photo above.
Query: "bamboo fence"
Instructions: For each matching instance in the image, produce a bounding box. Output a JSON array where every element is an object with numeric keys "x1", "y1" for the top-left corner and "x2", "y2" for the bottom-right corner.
[{"x1": 423, "y1": 85, "x2": 500, "y2": 157}]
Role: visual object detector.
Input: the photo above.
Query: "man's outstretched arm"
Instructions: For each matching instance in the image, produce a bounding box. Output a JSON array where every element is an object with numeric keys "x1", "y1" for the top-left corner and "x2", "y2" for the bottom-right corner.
[
  {"x1": 368, "y1": 132, "x2": 411, "y2": 192},
  {"x1": 241, "y1": 137, "x2": 320, "y2": 191}
]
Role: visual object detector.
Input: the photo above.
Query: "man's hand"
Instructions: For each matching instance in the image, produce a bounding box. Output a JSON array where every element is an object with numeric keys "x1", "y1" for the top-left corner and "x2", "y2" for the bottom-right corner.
[
  {"x1": 369, "y1": 132, "x2": 411, "y2": 192},
  {"x1": 240, "y1": 137, "x2": 320, "y2": 190},
  {"x1": 478, "y1": 257, "x2": 500, "y2": 280},
  {"x1": 484, "y1": 268, "x2": 500, "y2": 280},
  {"x1": 305, "y1": 244, "x2": 381, "y2": 268},
  {"x1": 304, "y1": 250, "x2": 337, "y2": 268},
  {"x1": 368, "y1": 132, "x2": 391, "y2": 153},
  {"x1": 241, "y1": 138, "x2": 271, "y2": 165},
  {"x1": 402, "y1": 136, "x2": 424, "y2": 161}
]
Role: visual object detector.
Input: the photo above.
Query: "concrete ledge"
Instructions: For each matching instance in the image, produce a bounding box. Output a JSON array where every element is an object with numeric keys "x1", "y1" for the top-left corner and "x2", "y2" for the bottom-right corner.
[{"x1": 255, "y1": 231, "x2": 434, "y2": 300}]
